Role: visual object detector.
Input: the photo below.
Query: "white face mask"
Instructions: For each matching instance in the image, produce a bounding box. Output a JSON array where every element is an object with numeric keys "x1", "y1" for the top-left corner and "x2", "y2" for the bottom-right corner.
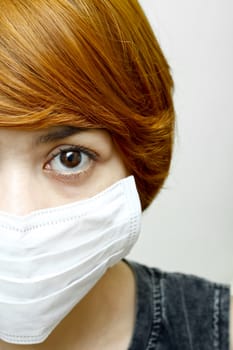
[{"x1": 0, "y1": 176, "x2": 141, "y2": 345}]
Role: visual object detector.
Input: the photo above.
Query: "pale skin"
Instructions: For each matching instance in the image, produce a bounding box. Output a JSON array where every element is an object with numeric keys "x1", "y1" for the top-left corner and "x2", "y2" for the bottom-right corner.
[
  {"x1": 0, "y1": 127, "x2": 231, "y2": 350},
  {"x1": 0, "y1": 127, "x2": 136, "y2": 350}
]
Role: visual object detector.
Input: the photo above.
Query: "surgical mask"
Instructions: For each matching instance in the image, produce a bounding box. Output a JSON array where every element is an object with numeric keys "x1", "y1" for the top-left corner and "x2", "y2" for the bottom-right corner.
[{"x1": 0, "y1": 176, "x2": 141, "y2": 345}]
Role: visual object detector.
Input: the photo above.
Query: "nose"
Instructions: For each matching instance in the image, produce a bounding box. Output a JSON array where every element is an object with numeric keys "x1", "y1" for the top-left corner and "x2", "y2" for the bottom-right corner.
[{"x1": 0, "y1": 170, "x2": 44, "y2": 216}]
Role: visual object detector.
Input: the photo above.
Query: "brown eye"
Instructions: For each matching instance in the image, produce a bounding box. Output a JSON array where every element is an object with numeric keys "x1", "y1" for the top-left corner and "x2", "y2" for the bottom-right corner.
[
  {"x1": 46, "y1": 146, "x2": 96, "y2": 175},
  {"x1": 60, "y1": 151, "x2": 82, "y2": 168}
]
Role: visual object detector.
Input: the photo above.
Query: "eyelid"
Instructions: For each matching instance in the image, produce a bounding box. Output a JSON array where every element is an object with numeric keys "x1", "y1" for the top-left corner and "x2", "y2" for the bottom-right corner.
[
  {"x1": 43, "y1": 144, "x2": 99, "y2": 182},
  {"x1": 46, "y1": 144, "x2": 99, "y2": 164}
]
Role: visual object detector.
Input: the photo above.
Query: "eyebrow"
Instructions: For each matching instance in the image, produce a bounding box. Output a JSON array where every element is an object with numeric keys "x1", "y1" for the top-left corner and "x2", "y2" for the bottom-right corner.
[{"x1": 36, "y1": 126, "x2": 86, "y2": 145}]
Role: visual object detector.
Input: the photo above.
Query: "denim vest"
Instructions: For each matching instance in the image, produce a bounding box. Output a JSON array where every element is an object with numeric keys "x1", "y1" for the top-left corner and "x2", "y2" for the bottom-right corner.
[{"x1": 125, "y1": 260, "x2": 230, "y2": 350}]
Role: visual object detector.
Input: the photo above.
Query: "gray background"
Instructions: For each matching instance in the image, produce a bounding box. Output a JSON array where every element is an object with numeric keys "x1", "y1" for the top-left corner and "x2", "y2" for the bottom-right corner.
[{"x1": 129, "y1": 0, "x2": 233, "y2": 286}]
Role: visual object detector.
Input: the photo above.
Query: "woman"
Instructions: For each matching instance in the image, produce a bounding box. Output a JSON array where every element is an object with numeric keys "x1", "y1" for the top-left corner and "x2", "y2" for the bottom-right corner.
[{"x1": 0, "y1": 0, "x2": 231, "y2": 349}]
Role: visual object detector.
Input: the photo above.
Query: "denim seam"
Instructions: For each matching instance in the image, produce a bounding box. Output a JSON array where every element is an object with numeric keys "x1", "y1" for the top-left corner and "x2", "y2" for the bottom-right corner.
[
  {"x1": 178, "y1": 281, "x2": 194, "y2": 349},
  {"x1": 213, "y1": 287, "x2": 221, "y2": 350},
  {"x1": 146, "y1": 271, "x2": 162, "y2": 350}
]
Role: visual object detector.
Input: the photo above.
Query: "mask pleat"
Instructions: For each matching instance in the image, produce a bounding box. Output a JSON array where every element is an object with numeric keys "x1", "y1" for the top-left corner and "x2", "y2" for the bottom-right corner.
[{"x1": 0, "y1": 176, "x2": 141, "y2": 345}]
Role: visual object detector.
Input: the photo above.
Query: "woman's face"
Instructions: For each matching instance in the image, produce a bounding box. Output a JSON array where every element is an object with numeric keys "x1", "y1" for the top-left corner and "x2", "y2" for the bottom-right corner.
[{"x1": 0, "y1": 126, "x2": 128, "y2": 215}]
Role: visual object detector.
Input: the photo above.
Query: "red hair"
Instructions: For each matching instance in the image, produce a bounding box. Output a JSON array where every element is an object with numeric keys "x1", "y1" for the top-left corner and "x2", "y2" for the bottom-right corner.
[{"x1": 0, "y1": 0, "x2": 175, "y2": 209}]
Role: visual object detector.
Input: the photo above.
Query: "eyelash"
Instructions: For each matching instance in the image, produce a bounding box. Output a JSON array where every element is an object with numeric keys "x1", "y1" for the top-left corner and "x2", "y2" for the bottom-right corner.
[{"x1": 44, "y1": 145, "x2": 98, "y2": 182}]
